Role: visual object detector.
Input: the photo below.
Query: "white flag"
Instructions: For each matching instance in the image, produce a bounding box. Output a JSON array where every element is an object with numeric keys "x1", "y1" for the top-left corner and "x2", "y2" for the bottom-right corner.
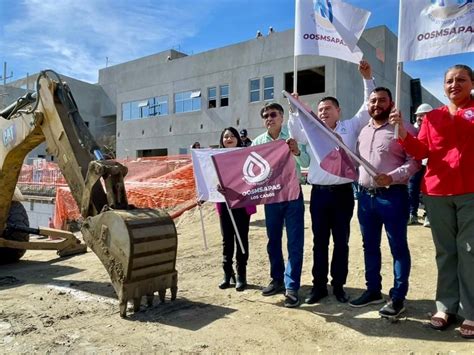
[
  {"x1": 294, "y1": 0, "x2": 371, "y2": 64},
  {"x1": 398, "y1": 0, "x2": 474, "y2": 62},
  {"x1": 191, "y1": 148, "x2": 240, "y2": 202}
]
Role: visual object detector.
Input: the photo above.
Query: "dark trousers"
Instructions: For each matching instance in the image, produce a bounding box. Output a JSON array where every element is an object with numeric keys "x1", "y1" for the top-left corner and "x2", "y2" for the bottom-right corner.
[
  {"x1": 357, "y1": 186, "x2": 411, "y2": 302},
  {"x1": 219, "y1": 204, "x2": 250, "y2": 276},
  {"x1": 408, "y1": 165, "x2": 425, "y2": 216},
  {"x1": 310, "y1": 183, "x2": 354, "y2": 289}
]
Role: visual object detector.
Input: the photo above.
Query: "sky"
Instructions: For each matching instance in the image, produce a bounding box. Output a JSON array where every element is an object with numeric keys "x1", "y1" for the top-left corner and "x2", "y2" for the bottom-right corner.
[{"x1": 0, "y1": 0, "x2": 472, "y2": 103}]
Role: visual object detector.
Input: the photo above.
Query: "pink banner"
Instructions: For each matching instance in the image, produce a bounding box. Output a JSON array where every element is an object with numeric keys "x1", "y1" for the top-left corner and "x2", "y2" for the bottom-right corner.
[{"x1": 212, "y1": 140, "x2": 301, "y2": 208}]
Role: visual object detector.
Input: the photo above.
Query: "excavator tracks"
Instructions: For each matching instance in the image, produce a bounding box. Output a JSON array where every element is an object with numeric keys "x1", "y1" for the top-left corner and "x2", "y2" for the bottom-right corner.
[{"x1": 81, "y1": 208, "x2": 178, "y2": 317}]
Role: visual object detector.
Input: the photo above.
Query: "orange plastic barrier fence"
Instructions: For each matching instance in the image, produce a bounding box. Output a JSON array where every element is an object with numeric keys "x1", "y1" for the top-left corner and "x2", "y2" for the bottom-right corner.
[{"x1": 18, "y1": 155, "x2": 197, "y2": 229}]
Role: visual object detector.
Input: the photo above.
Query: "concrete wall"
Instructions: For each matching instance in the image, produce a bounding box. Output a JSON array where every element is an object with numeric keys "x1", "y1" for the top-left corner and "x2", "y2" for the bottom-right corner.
[
  {"x1": 7, "y1": 73, "x2": 115, "y2": 161},
  {"x1": 21, "y1": 198, "x2": 54, "y2": 229}
]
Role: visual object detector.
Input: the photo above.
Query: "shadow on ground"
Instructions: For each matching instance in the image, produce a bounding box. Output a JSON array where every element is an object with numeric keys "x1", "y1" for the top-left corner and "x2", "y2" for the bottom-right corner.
[
  {"x1": 292, "y1": 285, "x2": 467, "y2": 343},
  {"x1": 127, "y1": 297, "x2": 237, "y2": 331}
]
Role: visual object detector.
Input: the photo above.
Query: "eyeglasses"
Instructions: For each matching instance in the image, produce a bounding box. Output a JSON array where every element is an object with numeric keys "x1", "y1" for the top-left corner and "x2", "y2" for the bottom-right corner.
[{"x1": 262, "y1": 111, "x2": 279, "y2": 119}]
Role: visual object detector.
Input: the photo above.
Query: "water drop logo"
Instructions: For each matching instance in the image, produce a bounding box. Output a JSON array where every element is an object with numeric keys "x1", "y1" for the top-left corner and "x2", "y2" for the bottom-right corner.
[
  {"x1": 311, "y1": 0, "x2": 335, "y2": 30},
  {"x1": 242, "y1": 152, "x2": 271, "y2": 184},
  {"x1": 315, "y1": 0, "x2": 333, "y2": 23},
  {"x1": 427, "y1": 0, "x2": 472, "y2": 19}
]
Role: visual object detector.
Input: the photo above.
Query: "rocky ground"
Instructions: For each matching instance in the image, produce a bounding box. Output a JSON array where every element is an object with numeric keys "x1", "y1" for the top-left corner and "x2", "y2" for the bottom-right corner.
[{"x1": 0, "y1": 185, "x2": 472, "y2": 353}]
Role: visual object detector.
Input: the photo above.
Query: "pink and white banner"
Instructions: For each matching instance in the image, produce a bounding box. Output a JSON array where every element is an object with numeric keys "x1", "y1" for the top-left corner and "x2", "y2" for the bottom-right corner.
[
  {"x1": 212, "y1": 141, "x2": 301, "y2": 209},
  {"x1": 284, "y1": 90, "x2": 377, "y2": 178},
  {"x1": 191, "y1": 147, "x2": 240, "y2": 202}
]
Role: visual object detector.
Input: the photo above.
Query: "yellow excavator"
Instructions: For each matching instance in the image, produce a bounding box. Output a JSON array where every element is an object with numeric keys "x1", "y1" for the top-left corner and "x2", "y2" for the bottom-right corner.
[{"x1": 0, "y1": 70, "x2": 178, "y2": 317}]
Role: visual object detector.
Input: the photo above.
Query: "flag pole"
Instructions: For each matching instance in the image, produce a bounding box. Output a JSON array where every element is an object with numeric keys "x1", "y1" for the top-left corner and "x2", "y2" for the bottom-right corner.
[
  {"x1": 225, "y1": 202, "x2": 246, "y2": 255},
  {"x1": 293, "y1": 55, "x2": 298, "y2": 93},
  {"x1": 198, "y1": 202, "x2": 208, "y2": 250},
  {"x1": 293, "y1": 0, "x2": 299, "y2": 94},
  {"x1": 394, "y1": 0, "x2": 403, "y2": 140},
  {"x1": 394, "y1": 62, "x2": 403, "y2": 139}
]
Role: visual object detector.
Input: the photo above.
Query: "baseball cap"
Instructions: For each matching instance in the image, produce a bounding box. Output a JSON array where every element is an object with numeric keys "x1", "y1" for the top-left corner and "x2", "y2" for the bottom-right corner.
[{"x1": 240, "y1": 129, "x2": 248, "y2": 137}]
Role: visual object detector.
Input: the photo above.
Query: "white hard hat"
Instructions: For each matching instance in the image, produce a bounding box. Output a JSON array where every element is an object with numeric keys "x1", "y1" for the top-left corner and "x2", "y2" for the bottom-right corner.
[{"x1": 415, "y1": 103, "x2": 433, "y2": 115}]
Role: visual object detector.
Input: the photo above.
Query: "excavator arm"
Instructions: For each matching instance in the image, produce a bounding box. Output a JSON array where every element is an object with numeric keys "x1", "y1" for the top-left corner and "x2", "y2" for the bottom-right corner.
[{"x1": 0, "y1": 71, "x2": 178, "y2": 317}]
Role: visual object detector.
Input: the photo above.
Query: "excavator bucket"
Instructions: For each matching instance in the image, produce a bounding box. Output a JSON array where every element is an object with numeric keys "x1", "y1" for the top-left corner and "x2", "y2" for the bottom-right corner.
[{"x1": 81, "y1": 208, "x2": 178, "y2": 317}]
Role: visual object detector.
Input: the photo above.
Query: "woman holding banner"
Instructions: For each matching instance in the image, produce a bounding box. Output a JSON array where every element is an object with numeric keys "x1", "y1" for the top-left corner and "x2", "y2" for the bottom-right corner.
[
  {"x1": 215, "y1": 127, "x2": 256, "y2": 292},
  {"x1": 390, "y1": 64, "x2": 474, "y2": 339}
]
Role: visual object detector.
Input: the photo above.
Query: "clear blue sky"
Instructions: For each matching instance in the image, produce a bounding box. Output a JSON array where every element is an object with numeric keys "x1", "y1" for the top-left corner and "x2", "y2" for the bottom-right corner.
[{"x1": 0, "y1": 0, "x2": 472, "y2": 102}]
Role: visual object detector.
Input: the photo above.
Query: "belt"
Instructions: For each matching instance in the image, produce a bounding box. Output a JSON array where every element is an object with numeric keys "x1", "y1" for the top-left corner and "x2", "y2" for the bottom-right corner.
[
  {"x1": 312, "y1": 183, "x2": 352, "y2": 191},
  {"x1": 359, "y1": 184, "x2": 407, "y2": 196}
]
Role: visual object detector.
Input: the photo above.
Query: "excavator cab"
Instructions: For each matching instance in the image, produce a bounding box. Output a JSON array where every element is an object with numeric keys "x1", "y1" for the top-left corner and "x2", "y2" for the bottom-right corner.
[{"x1": 0, "y1": 70, "x2": 178, "y2": 317}]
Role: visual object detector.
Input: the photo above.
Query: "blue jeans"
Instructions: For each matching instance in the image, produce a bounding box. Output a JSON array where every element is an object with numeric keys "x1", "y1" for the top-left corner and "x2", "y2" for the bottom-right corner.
[
  {"x1": 264, "y1": 191, "x2": 305, "y2": 291},
  {"x1": 357, "y1": 186, "x2": 411, "y2": 302},
  {"x1": 408, "y1": 166, "x2": 425, "y2": 216}
]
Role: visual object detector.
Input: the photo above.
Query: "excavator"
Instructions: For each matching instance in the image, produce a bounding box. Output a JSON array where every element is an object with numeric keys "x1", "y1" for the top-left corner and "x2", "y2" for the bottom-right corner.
[{"x1": 0, "y1": 70, "x2": 178, "y2": 317}]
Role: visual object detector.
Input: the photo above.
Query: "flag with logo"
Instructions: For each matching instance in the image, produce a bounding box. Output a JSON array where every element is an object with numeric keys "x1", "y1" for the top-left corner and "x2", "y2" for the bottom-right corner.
[
  {"x1": 285, "y1": 91, "x2": 376, "y2": 178},
  {"x1": 398, "y1": 0, "x2": 473, "y2": 62},
  {"x1": 295, "y1": 0, "x2": 371, "y2": 64},
  {"x1": 191, "y1": 148, "x2": 240, "y2": 202},
  {"x1": 211, "y1": 141, "x2": 301, "y2": 209}
]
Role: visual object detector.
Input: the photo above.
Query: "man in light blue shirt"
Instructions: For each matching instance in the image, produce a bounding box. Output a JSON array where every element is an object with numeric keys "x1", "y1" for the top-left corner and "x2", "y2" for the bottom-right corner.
[{"x1": 252, "y1": 102, "x2": 309, "y2": 308}]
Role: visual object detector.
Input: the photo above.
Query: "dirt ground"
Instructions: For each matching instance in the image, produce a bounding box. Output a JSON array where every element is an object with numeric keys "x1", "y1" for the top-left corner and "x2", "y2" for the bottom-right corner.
[{"x1": 1, "y1": 185, "x2": 473, "y2": 353}]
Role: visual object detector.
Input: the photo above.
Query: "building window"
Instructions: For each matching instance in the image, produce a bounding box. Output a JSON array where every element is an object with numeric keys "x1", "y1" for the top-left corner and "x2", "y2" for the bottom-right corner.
[
  {"x1": 137, "y1": 148, "x2": 168, "y2": 157},
  {"x1": 284, "y1": 66, "x2": 325, "y2": 95},
  {"x1": 263, "y1": 76, "x2": 274, "y2": 101},
  {"x1": 122, "y1": 95, "x2": 169, "y2": 121},
  {"x1": 208, "y1": 87, "x2": 217, "y2": 108},
  {"x1": 149, "y1": 95, "x2": 168, "y2": 116},
  {"x1": 138, "y1": 100, "x2": 149, "y2": 118},
  {"x1": 122, "y1": 102, "x2": 131, "y2": 121},
  {"x1": 250, "y1": 78, "x2": 260, "y2": 102},
  {"x1": 220, "y1": 84, "x2": 229, "y2": 107},
  {"x1": 175, "y1": 90, "x2": 201, "y2": 113},
  {"x1": 131, "y1": 101, "x2": 141, "y2": 120}
]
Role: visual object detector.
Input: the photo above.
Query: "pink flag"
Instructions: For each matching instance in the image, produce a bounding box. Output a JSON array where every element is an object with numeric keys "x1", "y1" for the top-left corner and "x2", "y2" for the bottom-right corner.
[
  {"x1": 285, "y1": 91, "x2": 376, "y2": 178},
  {"x1": 302, "y1": 108, "x2": 358, "y2": 180},
  {"x1": 212, "y1": 140, "x2": 301, "y2": 208}
]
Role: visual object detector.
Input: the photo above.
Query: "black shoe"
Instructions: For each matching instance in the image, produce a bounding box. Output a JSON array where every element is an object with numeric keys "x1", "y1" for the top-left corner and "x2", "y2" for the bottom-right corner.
[
  {"x1": 261, "y1": 280, "x2": 284, "y2": 296},
  {"x1": 284, "y1": 290, "x2": 300, "y2": 308},
  {"x1": 349, "y1": 290, "x2": 384, "y2": 308},
  {"x1": 379, "y1": 300, "x2": 405, "y2": 319},
  {"x1": 218, "y1": 273, "x2": 236, "y2": 289},
  {"x1": 235, "y1": 274, "x2": 247, "y2": 292},
  {"x1": 305, "y1": 287, "x2": 328, "y2": 304},
  {"x1": 333, "y1": 286, "x2": 349, "y2": 303}
]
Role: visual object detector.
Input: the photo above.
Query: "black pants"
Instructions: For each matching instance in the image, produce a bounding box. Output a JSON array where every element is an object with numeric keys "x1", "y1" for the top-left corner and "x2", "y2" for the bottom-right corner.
[
  {"x1": 310, "y1": 183, "x2": 354, "y2": 289},
  {"x1": 218, "y1": 204, "x2": 250, "y2": 275}
]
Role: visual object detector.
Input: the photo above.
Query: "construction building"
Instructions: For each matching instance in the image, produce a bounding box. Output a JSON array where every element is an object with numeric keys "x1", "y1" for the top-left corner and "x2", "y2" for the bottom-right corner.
[{"x1": 3, "y1": 26, "x2": 442, "y2": 159}]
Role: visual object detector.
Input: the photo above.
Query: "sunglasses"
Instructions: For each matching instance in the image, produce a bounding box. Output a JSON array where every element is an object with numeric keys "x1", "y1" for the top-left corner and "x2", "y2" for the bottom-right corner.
[{"x1": 262, "y1": 111, "x2": 279, "y2": 119}]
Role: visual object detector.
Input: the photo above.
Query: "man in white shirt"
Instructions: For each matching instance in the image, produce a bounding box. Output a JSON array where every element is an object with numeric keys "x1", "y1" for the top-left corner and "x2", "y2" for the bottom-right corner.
[{"x1": 288, "y1": 60, "x2": 374, "y2": 304}]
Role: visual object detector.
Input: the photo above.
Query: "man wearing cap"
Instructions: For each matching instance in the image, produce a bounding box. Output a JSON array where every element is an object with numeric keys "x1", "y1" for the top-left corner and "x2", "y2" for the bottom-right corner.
[
  {"x1": 407, "y1": 103, "x2": 433, "y2": 226},
  {"x1": 240, "y1": 129, "x2": 252, "y2": 147}
]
